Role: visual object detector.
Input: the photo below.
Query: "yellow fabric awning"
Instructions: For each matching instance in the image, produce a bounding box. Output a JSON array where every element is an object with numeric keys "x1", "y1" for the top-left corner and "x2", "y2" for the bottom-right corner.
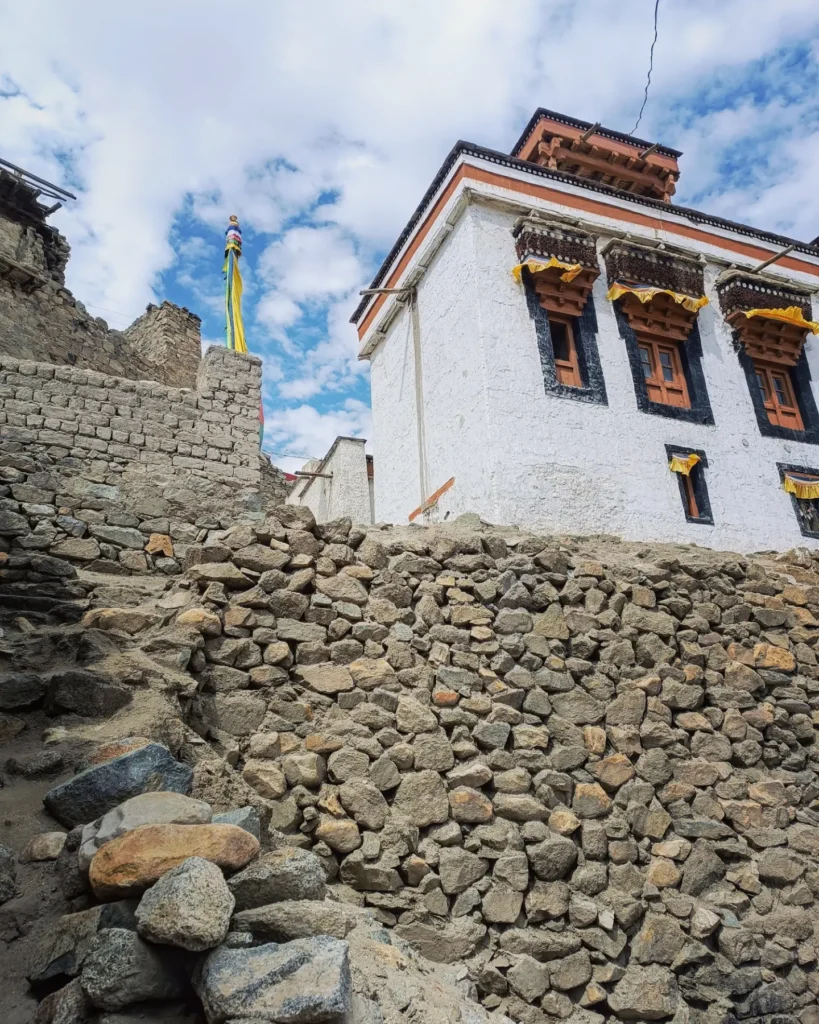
[
  {"x1": 512, "y1": 256, "x2": 583, "y2": 284},
  {"x1": 669, "y1": 453, "x2": 701, "y2": 476},
  {"x1": 607, "y1": 281, "x2": 709, "y2": 314},
  {"x1": 783, "y1": 471, "x2": 819, "y2": 500},
  {"x1": 741, "y1": 306, "x2": 819, "y2": 335}
]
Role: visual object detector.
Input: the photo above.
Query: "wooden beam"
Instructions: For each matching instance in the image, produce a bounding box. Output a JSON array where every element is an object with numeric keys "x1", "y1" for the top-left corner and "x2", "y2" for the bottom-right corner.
[
  {"x1": 408, "y1": 476, "x2": 455, "y2": 522},
  {"x1": 579, "y1": 122, "x2": 601, "y2": 143}
]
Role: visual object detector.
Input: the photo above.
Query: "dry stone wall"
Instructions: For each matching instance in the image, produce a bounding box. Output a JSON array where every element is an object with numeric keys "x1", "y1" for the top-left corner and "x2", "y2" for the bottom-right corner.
[{"x1": 4, "y1": 505, "x2": 817, "y2": 1024}]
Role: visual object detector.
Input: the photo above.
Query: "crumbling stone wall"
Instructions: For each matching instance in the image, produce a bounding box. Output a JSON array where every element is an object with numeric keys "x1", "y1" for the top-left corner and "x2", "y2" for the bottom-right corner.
[
  {"x1": 0, "y1": 347, "x2": 277, "y2": 542},
  {"x1": 0, "y1": 170, "x2": 201, "y2": 389},
  {"x1": 123, "y1": 301, "x2": 202, "y2": 390}
]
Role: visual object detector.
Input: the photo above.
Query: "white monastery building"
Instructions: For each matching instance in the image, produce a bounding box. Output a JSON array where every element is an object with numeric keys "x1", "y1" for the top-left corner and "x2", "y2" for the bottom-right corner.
[{"x1": 349, "y1": 108, "x2": 819, "y2": 552}]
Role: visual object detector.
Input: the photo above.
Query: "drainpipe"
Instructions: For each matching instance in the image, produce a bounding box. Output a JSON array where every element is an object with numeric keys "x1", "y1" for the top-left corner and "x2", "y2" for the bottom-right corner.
[{"x1": 410, "y1": 288, "x2": 429, "y2": 507}]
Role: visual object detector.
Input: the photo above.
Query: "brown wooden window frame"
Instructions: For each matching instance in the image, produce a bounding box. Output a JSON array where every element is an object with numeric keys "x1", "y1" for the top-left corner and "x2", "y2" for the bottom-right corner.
[
  {"x1": 666, "y1": 445, "x2": 713, "y2": 525},
  {"x1": 752, "y1": 360, "x2": 804, "y2": 432},
  {"x1": 637, "y1": 337, "x2": 691, "y2": 409},
  {"x1": 548, "y1": 315, "x2": 582, "y2": 388}
]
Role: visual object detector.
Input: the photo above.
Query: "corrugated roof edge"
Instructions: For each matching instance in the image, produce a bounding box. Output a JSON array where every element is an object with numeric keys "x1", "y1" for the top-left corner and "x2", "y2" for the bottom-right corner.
[
  {"x1": 508, "y1": 107, "x2": 682, "y2": 160},
  {"x1": 350, "y1": 142, "x2": 819, "y2": 326}
]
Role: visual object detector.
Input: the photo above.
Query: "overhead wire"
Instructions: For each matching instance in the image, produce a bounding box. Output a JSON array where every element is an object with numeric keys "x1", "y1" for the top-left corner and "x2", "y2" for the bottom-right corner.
[{"x1": 630, "y1": 0, "x2": 661, "y2": 136}]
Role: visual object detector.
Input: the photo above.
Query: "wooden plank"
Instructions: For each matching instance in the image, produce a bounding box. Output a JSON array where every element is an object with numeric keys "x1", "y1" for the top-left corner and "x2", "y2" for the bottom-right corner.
[{"x1": 408, "y1": 477, "x2": 455, "y2": 522}]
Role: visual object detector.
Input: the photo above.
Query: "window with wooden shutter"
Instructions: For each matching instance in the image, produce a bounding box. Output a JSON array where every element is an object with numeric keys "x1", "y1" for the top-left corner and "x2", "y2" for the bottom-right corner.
[
  {"x1": 753, "y1": 361, "x2": 803, "y2": 431},
  {"x1": 637, "y1": 338, "x2": 690, "y2": 409},
  {"x1": 549, "y1": 317, "x2": 582, "y2": 388}
]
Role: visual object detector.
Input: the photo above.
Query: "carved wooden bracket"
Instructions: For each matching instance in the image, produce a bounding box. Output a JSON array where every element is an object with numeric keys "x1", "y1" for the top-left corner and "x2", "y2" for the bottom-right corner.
[
  {"x1": 717, "y1": 271, "x2": 814, "y2": 367},
  {"x1": 604, "y1": 241, "x2": 706, "y2": 342},
  {"x1": 513, "y1": 218, "x2": 600, "y2": 317}
]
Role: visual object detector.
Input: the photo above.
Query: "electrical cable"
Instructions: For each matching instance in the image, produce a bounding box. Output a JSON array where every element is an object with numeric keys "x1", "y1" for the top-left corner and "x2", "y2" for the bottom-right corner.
[{"x1": 630, "y1": 0, "x2": 661, "y2": 136}]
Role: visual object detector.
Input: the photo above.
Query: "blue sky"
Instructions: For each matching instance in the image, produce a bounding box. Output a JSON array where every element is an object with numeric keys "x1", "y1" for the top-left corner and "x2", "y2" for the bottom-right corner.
[{"x1": 2, "y1": 1, "x2": 819, "y2": 471}]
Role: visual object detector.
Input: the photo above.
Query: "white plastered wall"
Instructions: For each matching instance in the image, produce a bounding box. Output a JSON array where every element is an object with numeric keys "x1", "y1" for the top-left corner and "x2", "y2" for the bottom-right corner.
[
  {"x1": 287, "y1": 437, "x2": 372, "y2": 525},
  {"x1": 365, "y1": 161, "x2": 819, "y2": 551}
]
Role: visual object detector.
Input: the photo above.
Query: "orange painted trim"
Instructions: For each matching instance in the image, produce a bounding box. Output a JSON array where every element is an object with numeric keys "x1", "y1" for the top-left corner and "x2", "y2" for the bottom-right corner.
[
  {"x1": 408, "y1": 476, "x2": 455, "y2": 521},
  {"x1": 357, "y1": 162, "x2": 819, "y2": 342}
]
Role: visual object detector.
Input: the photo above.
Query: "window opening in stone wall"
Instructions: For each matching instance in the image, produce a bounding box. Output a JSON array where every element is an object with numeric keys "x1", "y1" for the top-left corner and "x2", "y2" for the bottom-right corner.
[{"x1": 666, "y1": 446, "x2": 712, "y2": 525}]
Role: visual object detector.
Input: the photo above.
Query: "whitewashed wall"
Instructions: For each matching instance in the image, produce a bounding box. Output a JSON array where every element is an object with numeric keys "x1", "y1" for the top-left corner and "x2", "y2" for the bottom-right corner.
[
  {"x1": 287, "y1": 437, "x2": 372, "y2": 525},
  {"x1": 369, "y1": 197, "x2": 819, "y2": 552}
]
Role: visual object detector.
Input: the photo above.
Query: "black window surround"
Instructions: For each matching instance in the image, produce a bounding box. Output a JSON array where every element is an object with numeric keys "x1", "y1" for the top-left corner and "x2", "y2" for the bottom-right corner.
[
  {"x1": 735, "y1": 339, "x2": 819, "y2": 445},
  {"x1": 665, "y1": 444, "x2": 713, "y2": 525},
  {"x1": 524, "y1": 272, "x2": 608, "y2": 406},
  {"x1": 615, "y1": 305, "x2": 714, "y2": 425},
  {"x1": 777, "y1": 461, "x2": 819, "y2": 539}
]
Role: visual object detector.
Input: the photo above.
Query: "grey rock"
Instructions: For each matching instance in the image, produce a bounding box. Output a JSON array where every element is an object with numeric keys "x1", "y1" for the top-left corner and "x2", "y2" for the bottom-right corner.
[
  {"x1": 0, "y1": 673, "x2": 47, "y2": 709},
  {"x1": 79, "y1": 792, "x2": 212, "y2": 871},
  {"x1": 228, "y1": 847, "x2": 327, "y2": 910},
  {"x1": 213, "y1": 805, "x2": 261, "y2": 840},
  {"x1": 135, "y1": 857, "x2": 234, "y2": 951},
  {"x1": 499, "y1": 927, "x2": 582, "y2": 962},
  {"x1": 339, "y1": 778, "x2": 389, "y2": 830},
  {"x1": 28, "y1": 902, "x2": 137, "y2": 985},
  {"x1": 232, "y1": 900, "x2": 359, "y2": 941},
  {"x1": 392, "y1": 918, "x2": 486, "y2": 964},
  {"x1": 46, "y1": 670, "x2": 132, "y2": 718},
  {"x1": 528, "y1": 834, "x2": 579, "y2": 881},
  {"x1": 31, "y1": 979, "x2": 91, "y2": 1024},
  {"x1": 680, "y1": 839, "x2": 725, "y2": 895},
  {"x1": 550, "y1": 690, "x2": 605, "y2": 724},
  {"x1": 630, "y1": 914, "x2": 686, "y2": 964},
  {"x1": 45, "y1": 744, "x2": 193, "y2": 829},
  {"x1": 549, "y1": 949, "x2": 592, "y2": 990},
  {"x1": 393, "y1": 770, "x2": 449, "y2": 827},
  {"x1": 90, "y1": 525, "x2": 145, "y2": 549},
  {"x1": 608, "y1": 964, "x2": 679, "y2": 1020},
  {"x1": 195, "y1": 936, "x2": 351, "y2": 1024},
  {"x1": 0, "y1": 842, "x2": 16, "y2": 904},
  {"x1": 80, "y1": 928, "x2": 185, "y2": 1010},
  {"x1": 507, "y1": 954, "x2": 549, "y2": 1002},
  {"x1": 438, "y1": 847, "x2": 489, "y2": 894}
]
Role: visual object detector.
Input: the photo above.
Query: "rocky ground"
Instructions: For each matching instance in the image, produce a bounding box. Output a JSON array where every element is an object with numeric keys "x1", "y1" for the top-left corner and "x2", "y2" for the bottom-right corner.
[{"x1": 2, "y1": 448, "x2": 819, "y2": 1023}]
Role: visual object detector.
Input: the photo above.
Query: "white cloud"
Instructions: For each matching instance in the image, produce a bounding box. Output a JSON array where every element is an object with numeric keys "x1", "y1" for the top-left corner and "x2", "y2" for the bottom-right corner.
[{"x1": 263, "y1": 398, "x2": 372, "y2": 474}]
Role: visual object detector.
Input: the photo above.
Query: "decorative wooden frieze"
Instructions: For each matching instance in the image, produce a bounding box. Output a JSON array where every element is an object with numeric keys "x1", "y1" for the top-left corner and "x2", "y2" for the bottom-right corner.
[
  {"x1": 513, "y1": 218, "x2": 600, "y2": 318},
  {"x1": 604, "y1": 241, "x2": 707, "y2": 344},
  {"x1": 716, "y1": 271, "x2": 815, "y2": 367}
]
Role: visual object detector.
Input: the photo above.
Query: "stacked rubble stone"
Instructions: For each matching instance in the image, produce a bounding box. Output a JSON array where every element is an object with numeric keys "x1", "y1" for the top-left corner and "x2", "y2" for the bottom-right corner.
[{"x1": 2, "y1": 498, "x2": 819, "y2": 1023}]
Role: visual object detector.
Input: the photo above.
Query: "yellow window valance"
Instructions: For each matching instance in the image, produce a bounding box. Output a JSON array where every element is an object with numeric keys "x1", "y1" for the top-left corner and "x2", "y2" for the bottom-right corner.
[
  {"x1": 607, "y1": 281, "x2": 709, "y2": 314},
  {"x1": 512, "y1": 256, "x2": 583, "y2": 284},
  {"x1": 783, "y1": 471, "x2": 819, "y2": 500},
  {"x1": 669, "y1": 453, "x2": 701, "y2": 476},
  {"x1": 741, "y1": 306, "x2": 819, "y2": 335}
]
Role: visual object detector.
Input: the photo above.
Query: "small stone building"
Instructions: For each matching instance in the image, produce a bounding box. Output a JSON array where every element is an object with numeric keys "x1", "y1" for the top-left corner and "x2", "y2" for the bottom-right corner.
[{"x1": 352, "y1": 108, "x2": 819, "y2": 551}]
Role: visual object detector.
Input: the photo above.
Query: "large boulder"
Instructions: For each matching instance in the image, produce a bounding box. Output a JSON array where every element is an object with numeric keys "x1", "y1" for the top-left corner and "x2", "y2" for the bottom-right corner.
[
  {"x1": 135, "y1": 857, "x2": 234, "y2": 951},
  {"x1": 44, "y1": 744, "x2": 193, "y2": 829},
  {"x1": 89, "y1": 823, "x2": 259, "y2": 899},
  {"x1": 78, "y1": 792, "x2": 212, "y2": 871},
  {"x1": 27, "y1": 902, "x2": 138, "y2": 986},
  {"x1": 195, "y1": 936, "x2": 351, "y2": 1023},
  {"x1": 227, "y1": 847, "x2": 326, "y2": 910},
  {"x1": 79, "y1": 928, "x2": 186, "y2": 1010}
]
